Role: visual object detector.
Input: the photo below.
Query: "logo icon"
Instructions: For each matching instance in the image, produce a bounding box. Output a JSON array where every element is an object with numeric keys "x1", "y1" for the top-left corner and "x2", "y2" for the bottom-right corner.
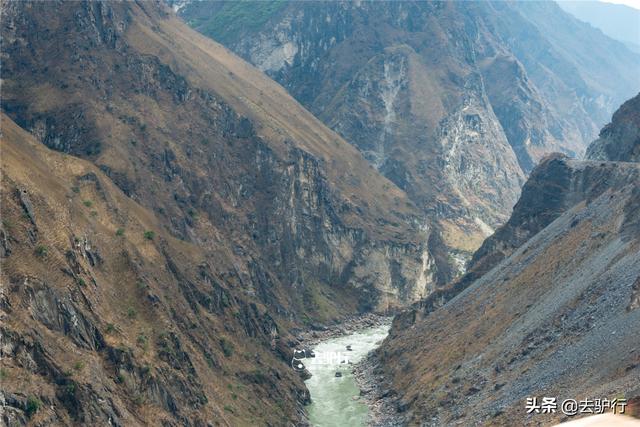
[{"x1": 292, "y1": 349, "x2": 307, "y2": 371}]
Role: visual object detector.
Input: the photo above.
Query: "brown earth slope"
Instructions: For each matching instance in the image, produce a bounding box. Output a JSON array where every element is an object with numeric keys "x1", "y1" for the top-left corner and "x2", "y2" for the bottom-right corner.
[
  {"x1": 1, "y1": 114, "x2": 308, "y2": 425},
  {"x1": 375, "y1": 97, "x2": 640, "y2": 425},
  {"x1": 379, "y1": 158, "x2": 640, "y2": 426},
  {"x1": 0, "y1": 0, "x2": 440, "y2": 425}
]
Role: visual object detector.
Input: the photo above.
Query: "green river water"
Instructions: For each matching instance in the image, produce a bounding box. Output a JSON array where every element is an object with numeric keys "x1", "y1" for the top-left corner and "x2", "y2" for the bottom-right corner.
[{"x1": 304, "y1": 323, "x2": 391, "y2": 427}]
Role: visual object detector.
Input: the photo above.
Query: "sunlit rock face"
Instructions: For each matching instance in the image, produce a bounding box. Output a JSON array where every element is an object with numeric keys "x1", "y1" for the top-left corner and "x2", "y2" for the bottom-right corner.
[
  {"x1": 587, "y1": 93, "x2": 640, "y2": 162},
  {"x1": 179, "y1": 0, "x2": 640, "y2": 286}
]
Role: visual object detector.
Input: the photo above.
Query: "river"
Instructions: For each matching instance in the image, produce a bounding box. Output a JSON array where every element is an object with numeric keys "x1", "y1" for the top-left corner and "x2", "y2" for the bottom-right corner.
[{"x1": 304, "y1": 322, "x2": 391, "y2": 427}]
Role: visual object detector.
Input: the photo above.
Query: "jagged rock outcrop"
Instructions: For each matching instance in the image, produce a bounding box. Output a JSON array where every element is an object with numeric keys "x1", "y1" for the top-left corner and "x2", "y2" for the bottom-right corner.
[
  {"x1": 376, "y1": 96, "x2": 640, "y2": 425},
  {"x1": 1, "y1": 116, "x2": 311, "y2": 425},
  {"x1": 177, "y1": 0, "x2": 640, "y2": 284},
  {"x1": 387, "y1": 93, "x2": 640, "y2": 331},
  {"x1": 587, "y1": 93, "x2": 640, "y2": 162},
  {"x1": 469, "y1": 93, "x2": 640, "y2": 286}
]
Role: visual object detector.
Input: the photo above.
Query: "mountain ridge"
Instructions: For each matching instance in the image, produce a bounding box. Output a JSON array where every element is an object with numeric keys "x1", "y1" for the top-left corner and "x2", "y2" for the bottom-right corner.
[
  {"x1": 374, "y1": 94, "x2": 640, "y2": 425},
  {"x1": 0, "y1": 0, "x2": 455, "y2": 424},
  {"x1": 557, "y1": 0, "x2": 640, "y2": 51}
]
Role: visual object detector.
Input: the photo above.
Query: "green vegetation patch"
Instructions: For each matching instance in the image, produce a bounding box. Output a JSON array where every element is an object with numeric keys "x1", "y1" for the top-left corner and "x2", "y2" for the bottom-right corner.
[
  {"x1": 219, "y1": 337, "x2": 234, "y2": 357},
  {"x1": 35, "y1": 245, "x2": 48, "y2": 257},
  {"x1": 26, "y1": 396, "x2": 41, "y2": 418},
  {"x1": 301, "y1": 282, "x2": 340, "y2": 322},
  {"x1": 184, "y1": 1, "x2": 286, "y2": 45}
]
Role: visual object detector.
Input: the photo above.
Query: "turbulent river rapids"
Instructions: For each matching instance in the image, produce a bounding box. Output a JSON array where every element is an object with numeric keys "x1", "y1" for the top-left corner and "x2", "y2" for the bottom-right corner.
[{"x1": 304, "y1": 323, "x2": 391, "y2": 426}]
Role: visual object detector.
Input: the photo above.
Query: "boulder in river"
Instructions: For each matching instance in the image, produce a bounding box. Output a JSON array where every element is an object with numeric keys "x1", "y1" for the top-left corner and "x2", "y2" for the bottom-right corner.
[{"x1": 335, "y1": 372, "x2": 342, "y2": 377}]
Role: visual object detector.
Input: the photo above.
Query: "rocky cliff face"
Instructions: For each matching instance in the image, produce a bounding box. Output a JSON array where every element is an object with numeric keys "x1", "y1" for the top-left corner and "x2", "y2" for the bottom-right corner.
[
  {"x1": 178, "y1": 0, "x2": 640, "y2": 284},
  {"x1": 394, "y1": 92, "x2": 640, "y2": 331},
  {"x1": 375, "y1": 97, "x2": 640, "y2": 425},
  {"x1": 0, "y1": 0, "x2": 430, "y2": 315},
  {"x1": 470, "y1": 92, "x2": 640, "y2": 284},
  {"x1": 587, "y1": 93, "x2": 640, "y2": 162},
  {"x1": 1, "y1": 115, "x2": 310, "y2": 426},
  {"x1": 0, "y1": 1, "x2": 435, "y2": 424}
]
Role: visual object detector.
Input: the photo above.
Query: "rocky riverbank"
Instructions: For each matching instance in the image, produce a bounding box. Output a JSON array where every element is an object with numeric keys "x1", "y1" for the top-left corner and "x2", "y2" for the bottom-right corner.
[
  {"x1": 291, "y1": 313, "x2": 401, "y2": 426},
  {"x1": 293, "y1": 313, "x2": 392, "y2": 347},
  {"x1": 353, "y1": 353, "x2": 406, "y2": 427}
]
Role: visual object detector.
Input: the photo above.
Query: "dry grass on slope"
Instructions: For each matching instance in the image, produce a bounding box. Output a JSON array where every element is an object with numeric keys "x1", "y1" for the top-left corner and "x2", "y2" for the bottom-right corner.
[
  {"x1": 0, "y1": 115, "x2": 306, "y2": 426},
  {"x1": 378, "y1": 164, "x2": 640, "y2": 426},
  {"x1": 126, "y1": 1, "x2": 419, "y2": 240}
]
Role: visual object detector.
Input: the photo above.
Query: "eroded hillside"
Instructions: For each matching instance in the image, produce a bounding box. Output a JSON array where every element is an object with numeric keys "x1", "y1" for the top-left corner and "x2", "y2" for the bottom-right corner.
[
  {"x1": 0, "y1": 0, "x2": 448, "y2": 425},
  {"x1": 1, "y1": 0, "x2": 429, "y2": 318},
  {"x1": 1, "y1": 114, "x2": 309, "y2": 425},
  {"x1": 178, "y1": 0, "x2": 640, "y2": 284},
  {"x1": 375, "y1": 95, "x2": 640, "y2": 425}
]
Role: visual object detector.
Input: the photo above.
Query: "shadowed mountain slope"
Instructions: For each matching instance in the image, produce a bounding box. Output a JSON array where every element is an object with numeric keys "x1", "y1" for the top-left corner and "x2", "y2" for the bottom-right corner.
[
  {"x1": 1, "y1": 114, "x2": 309, "y2": 425},
  {"x1": 587, "y1": 93, "x2": 640, "y2": 162}
]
